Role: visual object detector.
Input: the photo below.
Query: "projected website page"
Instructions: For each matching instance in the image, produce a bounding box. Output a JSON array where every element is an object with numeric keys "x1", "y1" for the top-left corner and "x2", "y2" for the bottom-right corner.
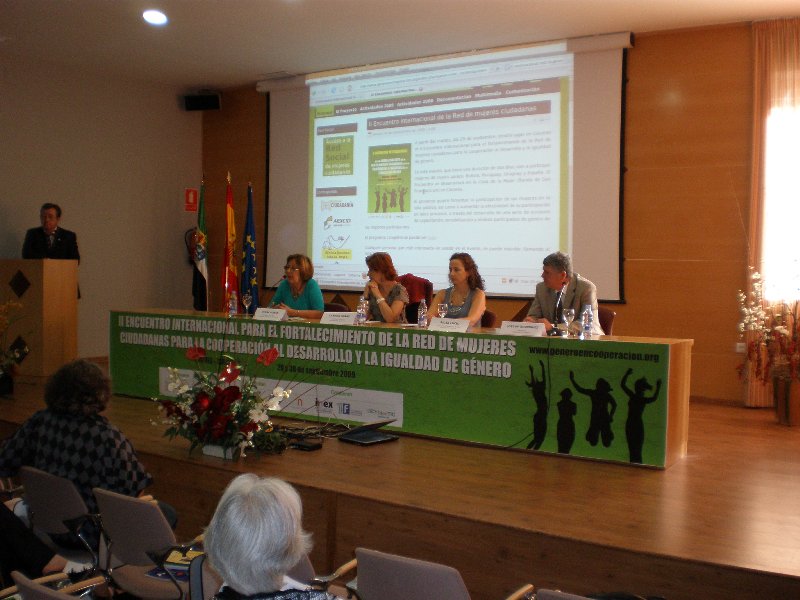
[{"x1": 307, "y1": 45, "x2": 573, "y2": 296}]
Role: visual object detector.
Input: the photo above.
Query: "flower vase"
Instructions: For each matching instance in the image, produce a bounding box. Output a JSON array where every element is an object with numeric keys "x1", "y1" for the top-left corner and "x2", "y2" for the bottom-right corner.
[
  {"x1": 773, "y1": 376, "x2": 800, "y2": 426},
  {"x1": 0, "y1": 372, "x2": 12, "y2": 397},
  {"x1": 201, "y1": 444, "x2": 239, "y2": 460},
  {"x1": 744, "y1": 334, "x2": 773, "y2": 408}
]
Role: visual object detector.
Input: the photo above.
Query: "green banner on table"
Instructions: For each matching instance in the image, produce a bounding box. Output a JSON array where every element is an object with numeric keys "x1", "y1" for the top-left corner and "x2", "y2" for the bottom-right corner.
[{"x1": 110, "y1": 312, "x2": 671, "y2": 466}]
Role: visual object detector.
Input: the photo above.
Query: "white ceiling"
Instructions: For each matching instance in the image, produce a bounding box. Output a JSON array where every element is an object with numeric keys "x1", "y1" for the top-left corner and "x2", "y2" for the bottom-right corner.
[{"x1": 1, "y1": 0, "x2": 797, "y2": 90}]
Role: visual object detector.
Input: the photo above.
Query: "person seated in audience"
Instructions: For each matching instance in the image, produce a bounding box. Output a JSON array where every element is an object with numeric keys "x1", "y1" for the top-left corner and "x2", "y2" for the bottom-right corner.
[
  {"x1": 205, "y1": 474, "x2": 339, "y2": 600},
  {"x1": 524, "y1": 251, "x2": 603, "y2": 335},
  {"x1": 0, "y1": 359, "x2": 173, "y2": 549},
  {"x1": 428, "y1": 252, "x2": 487, "y2": 327},
  {"x1": 0, "y1": 502, "x2": 77, "y2": 585},
  {"x1": 271, "y1": 254, "x2": 325, "y2": 319},
  {"x1": 363, "y1": 252, "x2": 408, "y2": 323}
]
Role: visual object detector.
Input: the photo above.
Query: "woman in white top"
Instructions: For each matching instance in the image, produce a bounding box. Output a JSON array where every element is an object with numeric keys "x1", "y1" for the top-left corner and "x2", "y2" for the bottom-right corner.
[{"x1": 428, "y1": 252, "x2": 487, "y2": 327}]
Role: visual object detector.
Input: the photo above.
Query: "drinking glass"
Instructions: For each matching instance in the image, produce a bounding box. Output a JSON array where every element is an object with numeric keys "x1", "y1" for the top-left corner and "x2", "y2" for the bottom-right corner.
[
  {"x1": 562, "y1": 308, "x2": 576, "y2": 336},
  {"x1": 242, "y1": 292, "x2": 253, "y2": 316},
  {"x1": 437, "y1": 303, "x2": 449, "y2": 319}
]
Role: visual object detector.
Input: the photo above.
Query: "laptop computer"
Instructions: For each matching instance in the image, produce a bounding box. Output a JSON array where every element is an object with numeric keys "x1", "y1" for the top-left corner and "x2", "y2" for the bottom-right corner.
[{"x1": 338, "y1": 419, "x2": 399, "y2": 445}]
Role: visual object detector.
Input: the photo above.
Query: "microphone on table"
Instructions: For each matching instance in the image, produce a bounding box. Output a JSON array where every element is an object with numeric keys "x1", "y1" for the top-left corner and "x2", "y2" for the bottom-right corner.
[
  {"x1": 548, "y1": 283, "x2": 567, "y2": 337},
  {"x1": 268, "y1": 275, "x2": 286, "y2": 306}
]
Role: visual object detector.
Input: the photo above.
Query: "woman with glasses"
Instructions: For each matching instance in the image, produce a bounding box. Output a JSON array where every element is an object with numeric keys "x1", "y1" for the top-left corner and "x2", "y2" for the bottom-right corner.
[
  {"x1": 363, "y1": 252, "x2": 408, "y2": 323},
  {"x1": 271, "y1": 254, "x2": 324, "y2": 319}
]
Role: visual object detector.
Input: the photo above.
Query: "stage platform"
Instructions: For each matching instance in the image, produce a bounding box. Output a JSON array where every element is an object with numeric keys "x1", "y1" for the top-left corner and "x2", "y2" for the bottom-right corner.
[{"x1": 2, "y1": 375, "x2": 800, "y2": 600}]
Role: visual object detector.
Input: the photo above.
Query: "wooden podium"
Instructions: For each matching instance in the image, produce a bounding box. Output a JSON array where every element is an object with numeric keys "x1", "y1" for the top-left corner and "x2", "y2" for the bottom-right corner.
[{"x1": 0, "y1": 259, "x2": 78, "y2": 376}]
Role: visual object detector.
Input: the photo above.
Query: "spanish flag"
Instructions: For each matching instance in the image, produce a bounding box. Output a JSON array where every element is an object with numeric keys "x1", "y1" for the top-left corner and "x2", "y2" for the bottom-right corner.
[{"x1": 222, "y1": 173, "x2": 239, "y2": 312}]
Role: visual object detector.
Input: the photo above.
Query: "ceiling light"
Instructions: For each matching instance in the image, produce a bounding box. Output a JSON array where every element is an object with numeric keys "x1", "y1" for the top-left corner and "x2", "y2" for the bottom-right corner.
[{"x1": 143, "y1": 10, "x2": 168, "y2": 26}]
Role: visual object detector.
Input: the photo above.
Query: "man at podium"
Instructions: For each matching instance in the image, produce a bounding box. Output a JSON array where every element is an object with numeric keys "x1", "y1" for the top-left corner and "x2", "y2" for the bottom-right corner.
[{"x1": 22, "y1": 203, "x2": 80, "y2": 261}]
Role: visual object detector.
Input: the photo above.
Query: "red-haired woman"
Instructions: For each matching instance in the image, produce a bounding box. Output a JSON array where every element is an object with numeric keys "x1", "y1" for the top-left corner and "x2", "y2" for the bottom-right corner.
[{"x1": 363, "y1": 252, "x2": 408, "y2": 323}]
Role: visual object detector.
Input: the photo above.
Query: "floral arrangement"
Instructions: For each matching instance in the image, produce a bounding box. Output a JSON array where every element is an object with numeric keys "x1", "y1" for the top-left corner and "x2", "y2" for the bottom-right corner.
[
  {"x1": 738, "y1": 269, "x2": 800, "y2": 383},
  {"x1": 0, "y1": 300, "x2": 29, "y2": 378},
  {"x1": 155, "y1": 346, "x2": 290, "y2": 456}
]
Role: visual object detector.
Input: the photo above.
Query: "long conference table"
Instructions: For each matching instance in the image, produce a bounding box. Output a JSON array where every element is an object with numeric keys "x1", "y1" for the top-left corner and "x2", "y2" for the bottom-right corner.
[
  {"x1": 7, "y1": 310, "x2": 800, "y2": 598},
  {"x1": 110, "y1": 309, "x2": 693, "y2": 468}
]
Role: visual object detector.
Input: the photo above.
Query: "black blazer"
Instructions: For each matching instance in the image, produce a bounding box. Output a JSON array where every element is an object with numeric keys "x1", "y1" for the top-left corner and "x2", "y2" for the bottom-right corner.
[{"x1": 22, "y1": 227, "x2": 80, "y2": 260}]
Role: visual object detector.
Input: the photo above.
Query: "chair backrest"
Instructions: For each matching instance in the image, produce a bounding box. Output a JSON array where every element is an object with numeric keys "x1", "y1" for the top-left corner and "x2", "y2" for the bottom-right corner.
[
  {"x1": 355, "y1": 547, "x2": 470, "y2": 600},
  {"x1": 188, "y1": 554, "x2": 223, "y2": 600},
  {"x1": 324, "y1": 302, "x2": 350, "y2": 312},
  {"x1": 405, "y1": 301, "x2": 421, "y2": 324},
  {"x1": 94, "y1": 487, "x2": 176, "y2": 566},
  {"x1": 20, "y1": 466, "x2": 88, "y2": 535},
  {"x1": 396, "y1": 274, "x2": 433, "y2": 305},
  {"x1": 286, "y1": 554, "x2": 316, "y2": 584},
  {"x1": 596, "y1": 306, "x2": 616, "y2": 335},
  {"x1": 480, "y1": 309, "x2": 497, "y2": 328}
]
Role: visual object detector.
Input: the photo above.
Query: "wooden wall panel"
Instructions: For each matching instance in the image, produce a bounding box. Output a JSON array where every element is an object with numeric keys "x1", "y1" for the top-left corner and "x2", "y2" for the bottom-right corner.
[
  {"x1": 203, "y1": 24, "x2": 756, "y2": 402},
  {"x1": 201, "y1": 88, "x2": 267, "y2": 312}
]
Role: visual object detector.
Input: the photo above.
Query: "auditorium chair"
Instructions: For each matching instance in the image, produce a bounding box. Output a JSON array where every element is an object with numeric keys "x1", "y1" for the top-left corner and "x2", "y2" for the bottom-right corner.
[
  {"x1": 6, "y1": 571, "x2": 106, "y2": 600},
  {"x1": 397, "y1": 273, "x2": 433, "y2": 324},
  {"x1": 597, "y1": 306, "x2": 616, "y2": 335},
  {"x1": 346, "y1": 547, "x2": 533, "y2": 600},
  {"x1": 19, "y1": 466, "x2": 99, "y2": 571},
  {"x1": 94, "y1": 488, "x2": 189, "y2": 600}
]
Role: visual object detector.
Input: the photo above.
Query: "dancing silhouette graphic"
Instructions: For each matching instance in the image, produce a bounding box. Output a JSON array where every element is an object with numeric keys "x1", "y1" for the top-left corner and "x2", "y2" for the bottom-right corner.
[
  {"x1": 525, "y1": 361, "x2": 548, "y2": 450},
  {"x1": 569, "y1": 371, "x2": 617, "y2": 447},
  {"x1": 621, "y1": 367, "x2": 662, "y2": 463},
  {"x1": 556, "y1": 388, "x2": 577, "y2": 454}
]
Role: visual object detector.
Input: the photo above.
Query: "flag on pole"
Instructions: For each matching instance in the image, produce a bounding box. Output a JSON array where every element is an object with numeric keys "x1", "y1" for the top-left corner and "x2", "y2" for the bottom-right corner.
[
  {"x1": 222, "y1": 173, "x2": 239, "y2": 312},
  {"x1": 191, "y1": 181, "x2": 209, "y2": 311},
  {"x1": 241, "y1": 183, "x2": 259, "y2": 314}
]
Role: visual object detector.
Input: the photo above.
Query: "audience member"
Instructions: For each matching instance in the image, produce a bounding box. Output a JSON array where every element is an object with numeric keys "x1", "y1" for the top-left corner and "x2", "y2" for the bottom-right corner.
[
  {"x1": 0, "y1": 359, "x2": 169, "y2": 548},
  {"x1": 205, "y1": 474, "x2": 339, "y2": 599}
]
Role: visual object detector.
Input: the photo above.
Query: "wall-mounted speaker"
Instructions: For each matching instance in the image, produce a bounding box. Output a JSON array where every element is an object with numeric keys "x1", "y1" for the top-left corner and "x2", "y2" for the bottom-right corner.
[{"x1": 183, "y1": 92, "x2": 221, "y2": 111}]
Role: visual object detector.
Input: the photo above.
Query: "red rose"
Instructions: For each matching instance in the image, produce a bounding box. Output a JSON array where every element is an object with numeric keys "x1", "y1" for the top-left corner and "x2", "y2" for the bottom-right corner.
[
  {"x1": 257, "y1": 347, "x2": 279, "y2": 366},
  {"x1": 186, "y1": 346, "x2": 206, "y2": 361},
  {"x1": 219, "y1": 361, "x2": 240, "y2": 383},
  {"x1": 191, "y1": 391, "x2": 211, "y2": 415},
  {"x1": 209, "y1": 414, "x2": 232, "y2": 440},
  {"x1": 212, "y1": 386, "x2": 241, "y2": 413}
]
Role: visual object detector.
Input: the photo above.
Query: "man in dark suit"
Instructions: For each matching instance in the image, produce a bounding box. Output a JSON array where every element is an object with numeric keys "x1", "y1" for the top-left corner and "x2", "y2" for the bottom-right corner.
[{"x1": 22, "y1": 203, "x2": 80, "y2": 260}]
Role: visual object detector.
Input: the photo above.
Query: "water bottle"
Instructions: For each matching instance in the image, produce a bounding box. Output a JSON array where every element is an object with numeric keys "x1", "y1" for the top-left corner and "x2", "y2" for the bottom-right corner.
[
  {"x1": 580, "y1": 304, "x2": 593, "y2": 339},
  {"x1": 228, "y1": 291, "x2": 238, "y2": 316},
  {"x1": 417, "y1": 299, "x2": 428, "y2": 328},
  {"x1": 356, "y1": 296, "x2": 367, "y2": 325}
]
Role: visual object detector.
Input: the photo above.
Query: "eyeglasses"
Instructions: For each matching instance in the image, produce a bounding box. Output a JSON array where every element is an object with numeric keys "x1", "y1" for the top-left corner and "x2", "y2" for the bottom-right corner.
[{"x1": 283, "y1": 265, "x2": 300, "y2": 272}]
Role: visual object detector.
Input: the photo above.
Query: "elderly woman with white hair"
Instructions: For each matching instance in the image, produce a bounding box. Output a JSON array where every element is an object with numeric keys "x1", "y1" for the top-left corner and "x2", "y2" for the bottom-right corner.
[{"x1": 205, "y1": 474, "x2": 338, "y2": 600}]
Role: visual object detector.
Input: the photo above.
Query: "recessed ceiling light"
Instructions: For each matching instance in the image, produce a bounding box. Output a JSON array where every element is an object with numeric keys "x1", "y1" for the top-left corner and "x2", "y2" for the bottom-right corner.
[{"x1": 143, "y1": 10, "x2": 168, "y2": 26}]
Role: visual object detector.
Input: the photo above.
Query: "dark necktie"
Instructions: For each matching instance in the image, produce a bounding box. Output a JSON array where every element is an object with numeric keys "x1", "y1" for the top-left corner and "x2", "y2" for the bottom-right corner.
[{"x1": 554, "y1": 292, "x2": 563, "y2": 324}]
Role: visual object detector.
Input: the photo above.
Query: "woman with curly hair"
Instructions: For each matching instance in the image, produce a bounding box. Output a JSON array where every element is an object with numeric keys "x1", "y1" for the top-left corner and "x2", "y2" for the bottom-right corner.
[
  {"x1": 0, "y1": 359, "x2": 159, "y2": 548},
  {"x1": 428, "y1": 252, "x2": 486, "y2": 327}
]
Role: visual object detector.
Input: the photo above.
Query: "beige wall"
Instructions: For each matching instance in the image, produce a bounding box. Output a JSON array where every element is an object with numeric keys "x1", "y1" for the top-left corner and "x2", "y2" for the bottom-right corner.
[
  {"x1": 204, "y1": 24, "x2": 752, "y2": 402},
  {"x1": 0, "y1": 55, "x2": 202, "y2": 357}
]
